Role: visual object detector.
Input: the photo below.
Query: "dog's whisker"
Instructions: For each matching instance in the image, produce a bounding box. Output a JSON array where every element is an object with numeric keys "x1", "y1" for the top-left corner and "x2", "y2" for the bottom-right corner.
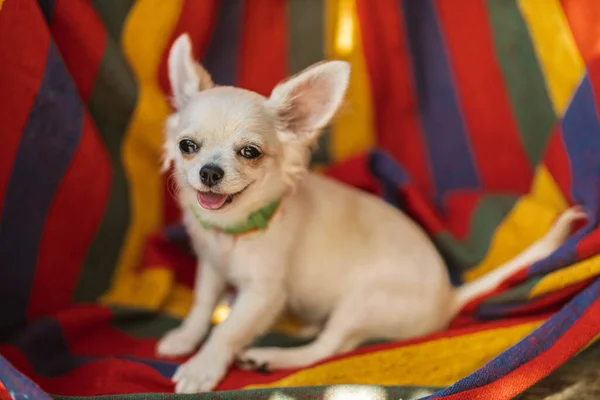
[{"x1": 166, "y1": 172, "x2": 184, "y2": 200}]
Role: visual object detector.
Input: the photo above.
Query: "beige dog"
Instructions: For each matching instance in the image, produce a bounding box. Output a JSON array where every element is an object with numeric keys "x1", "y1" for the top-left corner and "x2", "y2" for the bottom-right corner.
[{"x1": 156, "y1": 33, "x2": 585, "y2": 393}]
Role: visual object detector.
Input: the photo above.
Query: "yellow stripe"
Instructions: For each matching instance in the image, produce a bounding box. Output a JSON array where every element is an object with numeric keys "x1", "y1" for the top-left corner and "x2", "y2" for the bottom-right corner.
[
  {"x1": 465, "y1": 166, "x2": 568, "y2": 281},
  {"x1": 517, "y1": 0, "x2": 585, "y2": 116},
  {"x1": 530, "y1": 254, "x2": 600, "y2": 298},
  {"x1": 326, "y1": 0, "x2": 375, "y2": 162},
  {"x1": 100, "y1": 0, "x2": 183, "y2": 310},
  {"x1": 163, "y1": 283, "x2": 194, "y2": 319},
  {"x1": 244, "y1": 321, "x2": 542, "y2": 389}
]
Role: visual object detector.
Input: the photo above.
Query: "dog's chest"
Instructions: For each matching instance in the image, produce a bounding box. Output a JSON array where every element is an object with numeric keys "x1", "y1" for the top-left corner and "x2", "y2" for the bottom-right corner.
[
  {"x1": 188, "y1": 229, "x2": 259, "y2": 284},
  {"x1": 194, "y1": 232, "x2": 235, "y2": 271}
]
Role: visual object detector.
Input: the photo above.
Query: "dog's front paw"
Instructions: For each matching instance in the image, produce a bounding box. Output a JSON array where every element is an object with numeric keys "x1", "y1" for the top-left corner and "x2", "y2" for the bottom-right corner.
[
  {"x1": 157, "y1": 327, "x2": 203, "y2": 358},
  {"x1": 172, "y1": 347, "x2": 230, "y2": 393}
]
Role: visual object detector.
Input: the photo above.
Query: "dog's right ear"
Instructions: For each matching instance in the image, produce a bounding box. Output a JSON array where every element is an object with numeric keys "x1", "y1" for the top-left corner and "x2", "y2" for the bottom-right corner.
[
  {"x1": 267, "y1": 61, "x2": 350, "y2": 144},
  {"x1": 168, "y1": 33, "x2": 213, "y2": 110}
]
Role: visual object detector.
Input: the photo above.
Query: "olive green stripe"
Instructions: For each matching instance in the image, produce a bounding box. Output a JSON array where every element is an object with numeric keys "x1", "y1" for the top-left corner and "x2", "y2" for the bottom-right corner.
[
  {"x1": 91, "y1": 0, "x2": 136, "y2": 41},
  {"x1": 109, "y1": 304, "x2": 311, "y2": 344},
  {"x1": 74, "y1": 5, "x2": 138, "y2": 302},
  {"x1": 434, "y1": 194, "x2": 518, "y2": 274},
  {"x1": 287, "y1": 0, "x2": 331, "y2": 165},
  {"x1": 482, "y1": 277, "x2": 542, "y2": 306},
  {"x1": 109, "y1": 306, "x2": 181, "y2": 339},
  {"x1": 485, "y1": 0, "x2": 556, "y2": 167}
]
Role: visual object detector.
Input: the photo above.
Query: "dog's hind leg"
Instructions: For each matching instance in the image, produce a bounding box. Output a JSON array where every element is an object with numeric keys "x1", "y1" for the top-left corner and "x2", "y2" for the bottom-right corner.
[{"x1": 237, "y1": 293, "x2": 372, "y2": 371}]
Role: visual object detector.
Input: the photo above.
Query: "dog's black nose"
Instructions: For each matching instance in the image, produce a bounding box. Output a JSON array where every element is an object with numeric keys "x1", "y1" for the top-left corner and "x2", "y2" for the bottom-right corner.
[{"x1": 199, "y1": 164, "x2": 224, "y2": 187}]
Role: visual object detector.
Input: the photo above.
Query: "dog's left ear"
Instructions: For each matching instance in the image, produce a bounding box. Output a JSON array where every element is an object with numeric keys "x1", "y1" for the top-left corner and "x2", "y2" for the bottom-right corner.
[
  {"x1": 268, "y1": 61, "x2": 350, "y2": 142},
  {"x1": 168, "y1": 33, "x2": 214, "y2": 110}
]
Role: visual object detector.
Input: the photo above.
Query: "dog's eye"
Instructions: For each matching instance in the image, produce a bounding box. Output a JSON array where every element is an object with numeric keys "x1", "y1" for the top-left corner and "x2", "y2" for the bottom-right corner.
[
  {"x1": 239, "y1": 146, "x2": 262, "y2": 159},
  {"x1": 179, "y1": 139, "x2": 199, "y2": 155}
]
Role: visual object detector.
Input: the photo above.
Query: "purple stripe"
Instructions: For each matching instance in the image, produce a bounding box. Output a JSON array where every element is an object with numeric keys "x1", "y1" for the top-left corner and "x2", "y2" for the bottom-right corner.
[
  {"x1": 201, "y1": 0, "x2": 244, "y2": 86},
  {"x1": 6, "y1": 317, "x2": 89, "y2": 378},
  {"x1": 400, "y1": 0, "x2": 480, "y2": 208},
  {"x1": 425, "y1": 277, "x2": 600, "y2": 398},
  {"x1": 0, "y1": 43, "x2": 84, "y2": 336},
  {"x1": 530, "y1": 75, "x2": 600, "y2": 277}
]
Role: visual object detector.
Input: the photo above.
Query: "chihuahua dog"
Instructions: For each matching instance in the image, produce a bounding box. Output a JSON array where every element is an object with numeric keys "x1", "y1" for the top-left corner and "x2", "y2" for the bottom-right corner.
[{"x1": 156, "y1": 33, "x2": 585, "y2": 393}]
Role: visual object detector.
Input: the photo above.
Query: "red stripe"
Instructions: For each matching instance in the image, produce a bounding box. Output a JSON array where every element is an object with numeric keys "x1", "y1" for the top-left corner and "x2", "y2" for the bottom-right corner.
[
  {"x1": 0, "y1": 0, "x2": 50, "y2": 218},
  {"x1": 561, "y1": 0, "x2": 600, "y2": 65},
  {"x1": 324, "y1": 154, "x2": 382, "y2": 195},
  {"x1": 50, "y1": 0, "x2": 107, "y2": 101},
  {"x1": 543, "y1": 126, "x2": 573, "y2": 204},
  {"x1": 141, "y1": 231, "x2": 196, "y2": 287},
  {"x1": 435, "y1": 0, "x2": 532, "y2": 194},
  {"x1": 401, "y1": 185, "x2": 446, "y2": 235},
  {"x1": 27, "y1": 117, "x2": 112, "y2": 318},
  {"x1": 55, "y1": 305, "x2": 160, "y2": 359},
  {"x1": 439, "y1": 294, "x2": 600, "y2": 400},
  {"x1": 443, "y1": 191, "x2": 481, "y2": 240},
  {"x1": 0, "y1": 381, "x2": 10, "y2": 400},
  {"x1": 238, "y1": 0, "x2": 287, "y2": 96},
  {"x1": 26, "y1": 0, "x2": 112, "y2": 319},
  {"x1": 577, "y1": 225, "x2": 600, "y2": 259},
  {"x1": 357, "y1": 0, "x2": 436, "y2": 200}
]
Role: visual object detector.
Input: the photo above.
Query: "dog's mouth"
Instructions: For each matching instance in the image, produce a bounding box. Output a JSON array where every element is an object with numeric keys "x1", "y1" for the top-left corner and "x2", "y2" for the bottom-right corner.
[{"x1": 196, "y1": 184, "x2": 251, "y2": 211}]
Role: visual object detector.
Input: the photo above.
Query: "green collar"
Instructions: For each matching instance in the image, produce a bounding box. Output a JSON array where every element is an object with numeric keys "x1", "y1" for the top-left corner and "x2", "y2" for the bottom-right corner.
[{"x1": 190, "y1": 199, "x2": 281, "y2": 235}]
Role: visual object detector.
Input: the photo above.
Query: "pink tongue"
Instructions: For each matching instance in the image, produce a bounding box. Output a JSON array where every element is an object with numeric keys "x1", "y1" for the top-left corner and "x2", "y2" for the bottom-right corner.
[{"x1": 197, "y1": 192, "x2": 229, "y2": 210}]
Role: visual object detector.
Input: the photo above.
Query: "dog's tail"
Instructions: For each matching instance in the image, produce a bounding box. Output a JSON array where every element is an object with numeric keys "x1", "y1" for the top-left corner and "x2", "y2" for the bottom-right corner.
[{"x1": 450, "y1": 206, "x2": 586, "y2": 317}]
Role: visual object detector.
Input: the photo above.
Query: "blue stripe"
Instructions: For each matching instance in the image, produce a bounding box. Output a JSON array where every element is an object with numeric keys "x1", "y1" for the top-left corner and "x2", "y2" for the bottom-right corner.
[
  {"x1": 120, "y1": 356, "x2": 178, "y2": 379},
  {"x1": 0, "y1": 43, "x2": 85, "y2": 336},
  {"x1": 201, "y1": 0, "x2": 244, "y2": 86},
  {"x1": 369, "y1": 150, "x2": 410, "y2": 209},
  {"x1": 560, "y1": 74, "x2": 600, "y2": 215},
  {"x1": 400, "y1": 0, "x2": 480, "y2": 208},
  {"x1": 530, "y1": 75, "x2": 600, "y2": 277},
  {"x1": 528, "y1": 227, "x2": 589, "y2": 277},
  {"x1": 425, "y1": 277, "x2": 600, "y2": 398},
  {"x1": 0, "y1": 355, "x2": 52, "y2": 400}
]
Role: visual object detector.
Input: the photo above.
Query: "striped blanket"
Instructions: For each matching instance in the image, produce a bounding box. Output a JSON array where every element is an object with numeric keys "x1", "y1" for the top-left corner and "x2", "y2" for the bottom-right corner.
[{"x1": 2, "y1": 0, "x2": 600, "y2": 399}]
